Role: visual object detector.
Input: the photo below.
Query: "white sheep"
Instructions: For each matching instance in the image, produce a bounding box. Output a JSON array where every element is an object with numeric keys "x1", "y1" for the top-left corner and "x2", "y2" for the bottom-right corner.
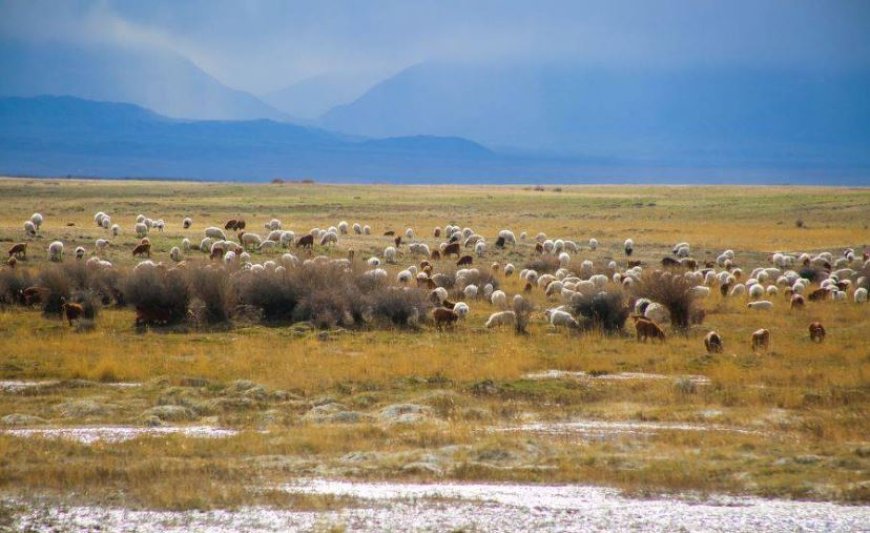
[
  {"x1": 405, "y1": 228, "x2": 415, "y2": 239},
  {"x1": 384, "y1": 246, "x2": 398, "y2": 264},
  {"x1": 135, "y1": 223, "x2": 149, "y2": 238},
  {"x1": 169, "y1": 247, "x2": 182, "y2": 262},
  {"x1": 644, "y1": 302, "x2": 670, "y2": 324},
  {"x1": 475, "y1": 241, "x2": 486, "y2": 257},
  {"x1": 74, "y1": 246, "x2": 86, "y2": 260},
  {"x1": 589, "y1": 238, "x2": 598, "y2": 250},
  {"x1": 320, "y1": 231, "x2": 338, "y2": 246},
  {"x1": 353, "y1": 223, "x2": 362, "y2": 235},
  {"x1": 182, "y1": 238, "x2": 191, "y2": 251},
  {"x1": 430, "y1": 287, "x2": 449, "y2": 304},
  {"x1": 136, "y1": 214, "x2": 146, "y2": 224},
  {"x1": 766, "y1": 285, "x2": 779, "y2": 296},
  {"x1": 95, "y1": 239, "x2": 110, "y2": 254},
  {"x1": 729, "y1": 284, "x2": 747, "y2": 297},
  {"x1": 199, "y1": 238, "x2": 214, "y2": 252},
  {"x1": 748, "y1": 284, "x2": 765, "y2": 299},
  {"x1": 280, "y1": 231, "x2": 295, "y2": 247},
  {"x1": 535, "y1": 232, "x2": 547, "y2": 243},
  {"x1": 363, "y1": 225, "x2": 371, "y2": 235},
  {"x1": 258, "y1": 241, "x2": 278, "y2": 252},
  {"x1": 520, "y1": 231, "x2": 528, "y2": 241},
  {"x1": 94, "y1": 212, "x2": 107, "y2": 226},
  {"x1": 267, "y1": 230, "x2": 283, "y2": 242},
  {"x1": 490, "y1": 290, "x2": 508, "y2": 308},
  {"x1": 281, "y1": 253, "x2": 299, "y2": 268},
  {"x1": 101, "y1": 216, "x2": 111, "y2": 230},
  {"x1": 558, "y1": 252, "x2": 571, "y2": 267},
  {"x1": 30, "y1": 213, "x2": 43, "y2": 231},
  {"x1": 854, "y1": 288, "x2": 868, "y2": 303},
  {"x1": 624, "y1": 238, "x2": 634, "y2": 255},
  {"x1": 463, "y1": 285, "x2": 479, "y2": 299},
  {"x1": 367, "y1": 256, "x2": 381, "y2": 267},
  {"x1": 545, "y1": 308, "x2": 579, "y2": 329},
  {"x1": 204, "y1": 227, "x2": 227, "y2": 240},
  {"x1": 485, "y1": 310, "x2": 517, "y2": 328},
  {"x1": 409, "y1": 243, "x2": 431, "y2": 257},
  {"x1": 454, "y1": 302, "x2": 470, "y2": 318},
  {"x1": 111, "y1": 224, "x2": 121, "y2": 237},
  {"x1": 747, "y1": 300, "x2": 774, "y2": 310},
  {"x1": 504, "y1": 263, "x2": 515, "y2": 276},
  {"x1": 498, "y1": 230, "x2": 516, "y2": 245},
  {"x1": 397, "y1": 269, "x2": 413, "y2": 284},
  {"x1": 240, "y1": 232, "x2": 263, "y2": 249},
  {"x1": 23, "y1": 220, "x2": 37, "y2": 237},
  {"x1": 338, "y1": 221, "x2": 349, "y2": 234},
  {"x1": 688, "y1": 286, "x2": 710, "y2": 299},
  {"x1": 47, "y1": 241, "x2": 64, "y2": 262},
  {"x1": 266, "y1": 218, "x2": 282, "y2": 231},
  {"x1": 182, "y1": 217, "x2": 193, "y2": 229}
]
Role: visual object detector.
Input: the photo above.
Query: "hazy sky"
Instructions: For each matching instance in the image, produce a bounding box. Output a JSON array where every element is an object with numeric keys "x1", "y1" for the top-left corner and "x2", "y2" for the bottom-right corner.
[{"x1": 2, "y1": 0, "x2": 868, "y2": 94}]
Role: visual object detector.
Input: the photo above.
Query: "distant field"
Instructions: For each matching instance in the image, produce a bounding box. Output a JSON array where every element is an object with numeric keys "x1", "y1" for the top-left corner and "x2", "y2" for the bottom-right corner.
[{"x1": 0, "y1": 177, "x2": 868, "y2": 517}]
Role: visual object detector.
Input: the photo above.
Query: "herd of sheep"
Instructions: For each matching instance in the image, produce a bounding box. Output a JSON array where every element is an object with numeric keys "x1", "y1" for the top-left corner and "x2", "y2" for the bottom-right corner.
[{"x1": 5, "y1": 210, "x2": 868, "y2": 351}]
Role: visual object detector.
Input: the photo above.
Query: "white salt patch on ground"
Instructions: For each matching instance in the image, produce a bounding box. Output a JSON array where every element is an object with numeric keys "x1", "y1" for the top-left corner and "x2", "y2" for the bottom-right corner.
[
  {"x1": 489, "y1": 419, "x2": 763, "y2": 439},
  {"x1": 14, "y1": 480, "x2": 869, "y2": 532},
  {"x1": 0, "y1": 380, "x2": 59, "y2": 392},
  {"x1": 523, "y1": 370, "x2": 711, "y2": 385},
  {"x1": 4, "y1": 426, "x2": 238, "y2": 444}
]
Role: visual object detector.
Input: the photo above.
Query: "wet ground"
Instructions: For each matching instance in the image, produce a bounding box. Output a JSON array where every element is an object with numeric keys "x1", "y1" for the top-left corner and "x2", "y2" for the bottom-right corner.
[{"x1": 13, "y1": 479, "x2": 869, "y2": 532}]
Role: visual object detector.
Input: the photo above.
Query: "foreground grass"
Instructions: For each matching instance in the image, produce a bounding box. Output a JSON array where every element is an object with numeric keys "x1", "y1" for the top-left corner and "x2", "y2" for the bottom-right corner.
[{"x1": 0, "y1": 178, "x2": 868, "y2": 510}]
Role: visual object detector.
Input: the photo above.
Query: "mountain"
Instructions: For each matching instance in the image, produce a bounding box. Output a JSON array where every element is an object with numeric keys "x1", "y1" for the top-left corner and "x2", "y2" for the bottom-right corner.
[
  {"x1": 320, "y1": 62, "x2": 870, "y2": 166},
  {"x1": 262, "y1": 71, "x2": 384, "y2": 120},
  {"x1": 0, "y1": 96, "x2": 499, "y2": 181},
  {"x1": 0, "y1": 41, "x2": 285, "y2": 121}
]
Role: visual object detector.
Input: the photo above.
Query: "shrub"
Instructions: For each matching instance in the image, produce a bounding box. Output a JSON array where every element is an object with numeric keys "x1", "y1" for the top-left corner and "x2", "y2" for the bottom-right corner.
[
  {"x1": 125, "y1": 267, "x2": 191, "y2": 326},
  {"x1": 632, "y1": 271, "x2": 695, "y2": 330},
  {"x1": 365, "y1": 287, "x2": 431, "y2": 328},
  {"x1": 570, "y1": 289, "x2": 629, "y2": 334},
  {"x1": 0, "y1": 268, "x2": 34, "y2": 306},
  {"x1": 37, "y1": 265, "x2": 73, "y2": 316},
  {"x1": 190, "y1": 267, "x2": 234, "y2": 324},
  {"x1": 235, "y1": 269, "x2": 300, "y2": 323},
  {"x1": 513, "y1": 295, "x2": 534, "y2": 335},
  {"x1": 524, "y1": 255, "x2": 561, "y2": 274}
]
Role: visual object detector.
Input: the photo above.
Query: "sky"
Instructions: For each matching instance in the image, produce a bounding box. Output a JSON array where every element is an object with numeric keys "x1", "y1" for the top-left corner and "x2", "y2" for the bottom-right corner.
[{"x1": 1, "y1": 0, "x2": 869, "y2": 95}]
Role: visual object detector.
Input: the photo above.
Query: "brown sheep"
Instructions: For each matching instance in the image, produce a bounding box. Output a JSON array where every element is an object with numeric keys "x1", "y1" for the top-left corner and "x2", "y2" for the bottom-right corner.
[
  {"x1": 808, "y1": 322, "x2": 826, "y2": 343},
  {"x1": 790, "y1": 294, "x2": 805, "y2": 309},
  {"x1": 456, "y1": 255, "x2": 473, "y2": 267},
  {"x1": 690, "y1": 308, "x2": 706, "y2": 325},
  {"x1": 19, "y1": 286, "x2": 49, "y2": 306},
  {"x1": 7, "y1": 256, "x2": 16, "y2": 268},
  {"x1": 661, "y1": 257, "x2": 680, "y2": 268},
  {"x1": 495, "y1": 236, "x2": 506, "y2": 248},
  {"x1": 441, "y1": 299, "x2": 457, "y2": 310},
  {"x1": 433, "y1": 228, "x2": 441, "y2": 238},
  {"x1": 720, "y1": 282, "x2": 731, "y2": 297},
  {"x1": 432, "y1": 307, "x2": 459, "y2": 330},
  {"x1": 430, "y1": 250, "x2": 441, "y2": 261},
  {"x1": 419, "y1": 260, "x2": 432, "y2": 270},
  {"x1": 417, "y1": 277, "x2": 437, "y2": 290},
  {"x1": 751, "y1": 328, "x2": 770, "y2": 352},
  {"x1": 808, "y1": 288, "x2": 829, "y2": 301},
  {"x1": 632, "y1": 316, "x2": 666, "y2": 343},
  {"x1": 394, "y1": 236, "x2": 402, "y2": 248},
  {"x1": 7, "y1": 242, "x2": 27, "y2": 259},
  {"x1": 383, "y1": 230, "x2": 395, "y2": 236},
  {"x1": 295, "y1": 234, "x2": 314, "y2": 249},
  {"x1": 627, "y1": 260, "x2": 643, "y2": 268},
  {"x1": 523, "y1": 282, "x2": 533, "y2": 293},
  {"x1": 704, "y1": 331, "x2": 723, "y2": 353},
  {"x1": 59, "y1": 297, "x2": 85, "y2": 327},
  {"x1": 132, "y1": 243, "x2": 151, "y2": 258},
  {"x1": 535, "y1": 243, "x2": 544, "y2": 254},
  {"x1": 443, "y1": 242, "x2": 461, "y2": 258},
  {"x1": 209, "y1": 247, "x2": 226, "y2": 260}
]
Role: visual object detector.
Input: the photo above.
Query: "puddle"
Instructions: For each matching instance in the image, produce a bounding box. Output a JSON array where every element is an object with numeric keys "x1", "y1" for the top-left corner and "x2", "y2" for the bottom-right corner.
[
  {"x1": 14, "y1": 480, "x2": 868, "y2": 532},
  {"x1": 523, "y1": 370, "x2": 711, "y2": 385},
  {"x1": 3, "y1": 426, "x2": 238, "y2": 444},
  {"x1": 488, "y1": 419, "x2": 763, "y2": 439}
]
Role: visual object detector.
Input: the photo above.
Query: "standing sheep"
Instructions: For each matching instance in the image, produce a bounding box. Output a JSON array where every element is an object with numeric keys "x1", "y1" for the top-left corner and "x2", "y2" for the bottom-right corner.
[
  {"x1": 30, "y1": 213, "x2": 44, "y2": 232},
  {"x1": 169, "y1": 246, "x2": 182, "y2": 262},
  {"x1": 704, "y1": 331, "x2": 724, "y2": 353},
  {"x1": 485, "y1": 310, "x2": 517, "y2": 328},
  {"x1": 183, "y1": 217, "x2": 193, "y2": 229},
  {"x1": 135, "y1": 223, "x2": 149, "y2": 238},
  {"x1": 111, "y1": 224, "x2": 121, "y2": 237},
  {"x1": 47, "y1": 241, "x2": 64, "y2": 262},
  {"x1": 624, "y1": 238, "x2": 634, "y2": 257},
  {"x1": 751, "y1": 329, "x2": 770, "y2": 352}
]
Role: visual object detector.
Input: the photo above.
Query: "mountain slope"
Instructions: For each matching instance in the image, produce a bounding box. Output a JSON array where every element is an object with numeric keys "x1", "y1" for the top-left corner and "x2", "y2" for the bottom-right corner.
[
  {"x1": 0, "y1": 41, "x2": 285, "y2": 121},
  {"x1": 320, "y1": 62, "x2": 870, "y2": 165},
  {"x1": 262, "y1": 72, "x2": 384, "y2": 120},
  {"x1": 0, "y1": 96, "x2": 497, "y2": 181}
]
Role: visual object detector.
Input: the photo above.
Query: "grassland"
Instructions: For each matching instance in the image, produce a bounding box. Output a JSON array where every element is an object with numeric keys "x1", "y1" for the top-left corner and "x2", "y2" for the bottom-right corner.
[{"x1": 0, "y1": 177, "x2": 868, "y2": 513}]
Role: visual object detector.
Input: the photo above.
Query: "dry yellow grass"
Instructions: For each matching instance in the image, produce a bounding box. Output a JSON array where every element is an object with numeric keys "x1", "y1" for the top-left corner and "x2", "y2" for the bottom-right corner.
[{"x1": 0, "y1": 178, "x2": 867, "y2": 509}]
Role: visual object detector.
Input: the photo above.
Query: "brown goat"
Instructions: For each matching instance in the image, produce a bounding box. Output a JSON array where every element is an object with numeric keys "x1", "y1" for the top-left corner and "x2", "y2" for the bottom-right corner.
[
  {"x1": 7, "y1": 242, "x2": 27, "y2": 259},
  {"x1": 704, "y1": 331, "x2": 724, "y2": 353},
  {"x1": 295, "y1": 234, "x2": 314, "y2": 248},
  {"x1": 60, "y1": 297, "x2": 85, "y2": 327},
  {"x1": 751, "y1": 328, "x2": 770, "y2": 352},
  {"x1": 808, "y1": 322, "x2": 826, "y2": 343},
  {"x1": 456, "y1": 255, "x2": 473, "y2": 267},
  {"x1": 430, "y1": 250, "x2": 441, "y2": 261},
  {"x1": 443, "y1": 242, "x2": 461, "y2": 258},
  {"x1": 132, "y1": 243, "x2": 151, "y2": 257},
  {"x1": 790, "y1": 294, "x2": 805, "y2": 309},
  {"x1": 632, "y1": 316, "x2": 666, "y2": 343},
  {"x1": 432, "y1": 307, "x2": 459, "y2": 330}
]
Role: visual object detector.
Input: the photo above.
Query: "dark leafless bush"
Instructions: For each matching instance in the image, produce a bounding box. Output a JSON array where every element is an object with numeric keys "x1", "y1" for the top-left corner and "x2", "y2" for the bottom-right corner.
[
  {"x1": 524, "y1": 255, "x2": 561, "y2": 274},
  {"x1": 570, "y1": 289, "x2": 629, "y2": 334},
  {"x1": 37, "y1": 265, "x2": 73, "y2": 316},
  {"x1": 0, "y1": 268, "x2": 34, "y2": 305},
  {"x1": 235, "y1": 269, "x2": 300, "y2": 323},
  {"x1": 632, "y1": 270, "x2": 695, "y2": 330},
  {"x1": 190, "y1": 267, "x2": 234, "y2": 324},
  {"x1": 125, "y1": 267, "x2": 191, "y2": 326},
  {"x1": 365, "y1": 287, "x2": 431, "y2": 328}
]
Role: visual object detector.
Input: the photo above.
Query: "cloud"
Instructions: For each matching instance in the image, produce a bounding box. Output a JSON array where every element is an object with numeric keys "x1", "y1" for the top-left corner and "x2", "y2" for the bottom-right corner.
[{"x1": 2, "y1": 0, "x2": 868, "y2": 94}]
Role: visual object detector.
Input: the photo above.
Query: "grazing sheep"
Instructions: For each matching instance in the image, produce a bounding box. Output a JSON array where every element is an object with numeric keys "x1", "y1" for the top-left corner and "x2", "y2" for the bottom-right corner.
[
  {"x1": 74, "y1": 246, "x2": 86, "y2": 260},
  {"x1": 47, "y1": 241, "x2": 64, "y2": 262},
  {"x1": 405, "y1": 228, "x2": 415, "y2": 239},
  {"x1": 7, "y1": 243, "x2": 27, "y2": 259},
  {"x1": 182, "y1": 217, "x2": 192, "y2": 229},
  {"x1": 30, "y1": 213, "x2": 44, "y2": 232},
  {"x1": 320, "y1": 231, "x2": 339, "y2": 246},
  {"x1": 239, "y1": 231, "x2": 263, "y2": 250},
  {"x1": 132, "y1": 243, "x2": 151, "y2": 258},
  {"x1": 463, "y1": 285, "x2": 479, "y2": 299},
  {"x1": 747, "y1": 300, "x2": 774, "y2": 310},
  {"x1": 808, "y1": 322, "x2": 826, "y2": 343},
  {"x1": 136, "y1": 214, "x2": 146, "y2": 224},
  {"x1": 367, "y1": 257, "x2": 381, "y2": 267},
  {"x1": 790, "y1": 294, "x2": 806, "y2": 309},
  {"x1": 643, "y1": 302, "x2": 670, "y2": 324},
  {"x1": 490, "y1": 290, "x2": 508, "y2": 308},
  {"x1": 855, "y1": 288, "x2": 868, "y2": 303},
  {"x1": 169, "y1": 247, "x2": 182, "y2": 262},
  {"x1": 94, "y1": 211, "x2": 107, "y2": 226},
  {"x1": 457, "y1": 255, "x2": 473, "y2": 267},
  {"x1": 101, "y1": 216, "x2": 111, "y2": 230},
  {"x1": 589, "y1": 238, "x2": 598, "y2": 250},
  {"x1": 397, "y1": 269, "x2": 413, "y2": 284},
  {"x1": 729, "y1": 284, "x2": 747, "y2": 297},
  {"x1": 632, "y1": 316, "x2": 666, "y2": 342},
  {"x1": 558, "y1": 252, "x2": 571, "y2": 267},
  {"x1": 430, "y1": 287, "x2": 449, "y2": 304},
  {"x1": 624, "y1": 238, "x2": 634, "y2": 256},
  {"x1": 751, "y1": 329, "x2": 770, "y2": 352},
  {"x1": 545, "y1": 308, "x2": 578, "y2": 330},
  {"x1": 498, "y1": 230, "x2": 517, "y2": 245},
  {"x1": 199, "y1": 238, "x2": 214, "y2": 252},
  {"x1": 181, "y1": 238, "x2": 191, "y2": 251},
  {"x1": 59, "y1": 297, "x2": 85, "y2": 327},
  {"x1": 205, "y1": 227, "x2": 227, "y2": 240},
  {"x1": 384, "y1": 246, "x2": 398, "y2": 264},
  {"x1": 504, "y1": 263, "x2": 515, "y2": 276},
  {"x1": 475, "y1": 241, "x2": 486, "y2": 257},
  {"x1": 135, "y1": 223, "x2": 149, "y2": 238},
  {"x1": 749, "y1": 284, "x2": 765, "y2": 299},
  {"x1": 443, "y1": 242, "x2": 461, "y2": 258},
  {"x1": 363, "y1": 225, "x2": 371, "y2": 235},
  {"x1": 23, "y1": 221, "x2": 36, "y2": 237},
  {"x1": 485, "y1": 310, "x2": 517, "y2": 328},
  {"x1": 704, "y1": 331, "x2": 724, "y2": 353},
  {"x1": 110, "y1": 223, "x2": 120, "y2": 237},
  {"x1": 266, "y1": 219, "x2": 282, "y2": 231},
  {"x1": 338, "y1": 221, "x2": 349, "y2": 234},
  {"x1": 352, "y1": 223, "x2": 362, "y2": 235},
  {"x1": 433, "y1": 308, "x2": 459, "y2": 330},
  {"x1": 409, "y1": 243, "x2": 431, "y2": 257},
  {"x1": 453, "y1": 302, "x2": 470, "y2": 318},
  {"x1": 296, "y1": 234, "x2": 315, "y2": 249}
]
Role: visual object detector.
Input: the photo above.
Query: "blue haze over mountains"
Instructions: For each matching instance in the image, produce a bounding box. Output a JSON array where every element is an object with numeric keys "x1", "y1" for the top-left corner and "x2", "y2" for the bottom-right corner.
[{"x1": 0, "y1": 0, "x2": 868, "y2": 184}]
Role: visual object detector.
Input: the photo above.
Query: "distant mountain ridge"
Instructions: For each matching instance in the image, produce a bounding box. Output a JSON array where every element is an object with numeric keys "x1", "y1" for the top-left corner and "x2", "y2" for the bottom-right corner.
[
  {"x1": 320, "y1": 62, "x2": 870, "y2": 166},
  {"x1": 0, "y1": 41, "x2": 286, "y2": 121}
]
